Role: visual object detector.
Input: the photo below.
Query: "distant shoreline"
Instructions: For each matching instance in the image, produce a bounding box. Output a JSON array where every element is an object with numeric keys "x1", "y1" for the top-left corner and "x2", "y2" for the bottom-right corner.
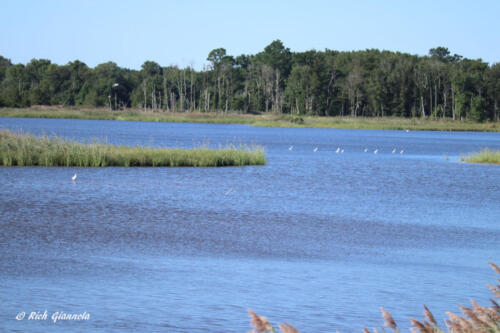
[{"x1": 1, "y1": 107, "x2": 499, "y2": 132}]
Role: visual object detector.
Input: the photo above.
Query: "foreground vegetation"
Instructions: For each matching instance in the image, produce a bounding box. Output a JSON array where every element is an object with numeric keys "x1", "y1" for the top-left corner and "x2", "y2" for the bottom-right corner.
[
  {"x1": 461, "y1": 149, "x2": 500, "y2": 164},
  {"x1": 1, "y1": 107, "x2": 499, "y2": 132},
  {"x1": 247, "y1": 263, "x2": 500, "y2": 332},
  {"x1": 0, "y1": 42, "x2": 499, "y2": 122},
  {"x1": 0, "y1": 130, "x2": 266, "y2": 167}
]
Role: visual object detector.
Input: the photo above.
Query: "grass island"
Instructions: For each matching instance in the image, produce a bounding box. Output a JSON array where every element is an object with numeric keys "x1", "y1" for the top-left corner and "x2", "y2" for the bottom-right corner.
[
  {"x1": 0, "y1": 129, "x2": 266, "y2": 167},
  {"x1": 461, "y1": 149, "x2": 500, "y2": 165}
]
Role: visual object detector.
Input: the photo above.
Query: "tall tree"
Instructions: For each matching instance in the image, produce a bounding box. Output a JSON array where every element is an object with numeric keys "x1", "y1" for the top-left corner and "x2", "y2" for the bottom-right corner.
[{"x1": 257, "y1": 40, "x2": 292, "y2": 113}]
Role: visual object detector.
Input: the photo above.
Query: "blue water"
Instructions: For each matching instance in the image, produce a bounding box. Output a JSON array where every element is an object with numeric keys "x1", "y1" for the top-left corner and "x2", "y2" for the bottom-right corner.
[{"x1": 1, "y1": 117, "x2": 499, "y2": 332}]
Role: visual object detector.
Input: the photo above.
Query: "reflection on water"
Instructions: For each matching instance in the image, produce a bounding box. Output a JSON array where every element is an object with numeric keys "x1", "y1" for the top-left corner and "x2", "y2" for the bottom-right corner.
[{"x1": 1, "y1": 117, "x2": 499, "y2": 332}]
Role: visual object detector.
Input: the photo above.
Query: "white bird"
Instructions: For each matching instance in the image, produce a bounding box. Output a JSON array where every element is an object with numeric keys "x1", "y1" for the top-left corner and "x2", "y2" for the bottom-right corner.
[
  {"x1": 112, "y1": 83, "x2": 119, "y2": 88},
  {"x1": 392, "y1": 148, "x2": 396, "y2": 154},
  {"x1": 72, "y1": 173, "x2": 77, "y2": 181},
  {"x1": 374, "y1": 149, "x2": 378, "y2": 154},
  {"x1": 341, "y1": 149, "x2": 344, "y2": 153},
  {"x1": 400, "y1": 150, "x2": 404, "y2": 155},
  {"x1": 289, "y1": 145, "x2": 293, "y2": 151},
  {"x1": 313, "y1": 147, "x2": 318, "y2": 152},
  {"x1": 405, "y1": 129, "x2": 410, "y2": 133},
  {"x1": 364, "y1": 148, "x2": 368, "y2": 153},
  {"x1": 336, "y1": 147, "x2": 341, "y2": 153}
]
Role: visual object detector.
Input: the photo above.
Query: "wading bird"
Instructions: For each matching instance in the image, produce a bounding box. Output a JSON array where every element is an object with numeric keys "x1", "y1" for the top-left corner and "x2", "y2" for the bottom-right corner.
[
  {"x1": 313, "y1": 147, "x2": 318, "y2": 152},
  {"x1": 72, "y1": 173, "x2": 77, "y2": 181},
  {"x1": 374, "y1": 149, "x2": 378, "y2": 154},
  {"x1": 289, "y1": 145, "x2": 293, "y2": 151}
]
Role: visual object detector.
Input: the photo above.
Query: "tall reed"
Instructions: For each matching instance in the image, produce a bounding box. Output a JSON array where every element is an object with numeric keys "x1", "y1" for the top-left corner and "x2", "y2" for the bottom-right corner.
[
  {"x1": 248, "y1": 263, "x2": 500, "y2": 332},
  {"x1": 0, "y1": 130, "x2": 266, "y2": 167}
]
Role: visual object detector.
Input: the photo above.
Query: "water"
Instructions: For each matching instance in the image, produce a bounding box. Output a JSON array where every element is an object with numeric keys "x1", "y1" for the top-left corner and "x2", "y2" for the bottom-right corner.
[{"x1": 1, "y1": 117, "x2": 499, "y2": 332}]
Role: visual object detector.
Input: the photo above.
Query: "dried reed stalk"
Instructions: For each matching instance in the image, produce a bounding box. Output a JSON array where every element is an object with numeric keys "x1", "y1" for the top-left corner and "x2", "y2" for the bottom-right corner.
[
  {"x1": 248, "y1": 309, "x2": 274, "y2": 333},
  {"x1": 380, "y1": 307, "x2": 398, "y2": 331},
  {"x1": 278, "y1": 323, "x2": 299, "y2": 333}
]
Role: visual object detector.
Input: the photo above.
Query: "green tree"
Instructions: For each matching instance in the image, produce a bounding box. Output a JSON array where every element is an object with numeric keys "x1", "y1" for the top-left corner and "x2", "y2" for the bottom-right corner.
[
  {"x1": 284, "y1": 65, "x2": 312, "y2": 115},
  {"x1": 2, "y1": 64, "x2": 29, "y2": 107},
  {"x1": 429, "y1": 46, "x2": 451, "y2": 62},
  {"x1": 0, "y1": 55, "x2": 12, "y2": 82},
  {"x1": 256, "y1": 40, "x2": 292, "y2": 113},
  {"x1": 485, "y1": 63, "x2": 500, "y2": 121},
  {"x1": 470, "y1": 96, "x2": 486, "y2": 122}
]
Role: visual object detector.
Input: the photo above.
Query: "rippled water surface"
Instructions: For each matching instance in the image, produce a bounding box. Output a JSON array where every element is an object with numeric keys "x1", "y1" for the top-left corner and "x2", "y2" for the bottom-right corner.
[{"x1": 1, "y1": 117, "x2": 499, "y2": 332}]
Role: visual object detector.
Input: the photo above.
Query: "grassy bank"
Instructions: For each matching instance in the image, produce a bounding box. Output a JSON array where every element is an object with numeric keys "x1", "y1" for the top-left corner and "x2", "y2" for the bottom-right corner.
[
  {"x1": 0, "y1": 130, "x2": 266, "y2": 167},
  {"x1": 461, "y1": 148, "x2": 500, "y2": 164},
  {"x1": 1, "y1": 107, "x2": 499, "y2": 132}
]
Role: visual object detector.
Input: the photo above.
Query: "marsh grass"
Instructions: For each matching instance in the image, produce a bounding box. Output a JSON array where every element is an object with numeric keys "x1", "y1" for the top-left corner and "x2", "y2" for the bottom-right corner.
[
  {"x1": 248, "y1": 263, "x2": 500, "y2": 333},
  {"x1": 0, "y1": 130, "x2": 266, "y2": 167},
  {"x1": 461, "y1": 149, "x2": 500, "y2": 164},
  {"x1": 1, "y1": 107, "x2": 499, "y2": 132}
]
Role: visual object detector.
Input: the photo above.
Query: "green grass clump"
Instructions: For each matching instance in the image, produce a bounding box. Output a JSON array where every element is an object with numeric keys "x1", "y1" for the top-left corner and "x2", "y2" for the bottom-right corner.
[
  {"x1": 461, "y1": 149, "x2": 500, "y2": 164},
  {"x1": 0, "y1": 130, "x2": 266, "y2": 167}
]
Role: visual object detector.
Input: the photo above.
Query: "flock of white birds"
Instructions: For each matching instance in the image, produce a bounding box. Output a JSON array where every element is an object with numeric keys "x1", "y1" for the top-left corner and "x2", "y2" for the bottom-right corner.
[{"x1": 289, "y1": 145, "x2": 405, "y2": 155}]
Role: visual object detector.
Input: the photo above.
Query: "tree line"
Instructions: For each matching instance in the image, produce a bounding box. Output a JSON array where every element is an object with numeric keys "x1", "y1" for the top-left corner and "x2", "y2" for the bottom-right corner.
[{"x1": 1, "y1": 40, "x2": 499, "y2": 122}]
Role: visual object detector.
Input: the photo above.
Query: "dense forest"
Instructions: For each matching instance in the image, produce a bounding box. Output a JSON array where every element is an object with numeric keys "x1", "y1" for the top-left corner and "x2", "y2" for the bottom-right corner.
[{"x1": 1, "y1": 40, "x2": 499, "y2": 121}]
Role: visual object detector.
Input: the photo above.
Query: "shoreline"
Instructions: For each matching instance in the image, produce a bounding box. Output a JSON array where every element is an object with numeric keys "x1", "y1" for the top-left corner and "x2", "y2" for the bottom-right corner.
[{"x1": 1, "y1": 107, "x2": 499, "y2": 132}]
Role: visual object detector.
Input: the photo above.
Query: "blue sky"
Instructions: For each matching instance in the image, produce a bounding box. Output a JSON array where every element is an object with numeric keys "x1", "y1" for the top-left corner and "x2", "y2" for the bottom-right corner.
[{"x1": 1, "y1": 0, "x2": 499, "y2": 69}]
